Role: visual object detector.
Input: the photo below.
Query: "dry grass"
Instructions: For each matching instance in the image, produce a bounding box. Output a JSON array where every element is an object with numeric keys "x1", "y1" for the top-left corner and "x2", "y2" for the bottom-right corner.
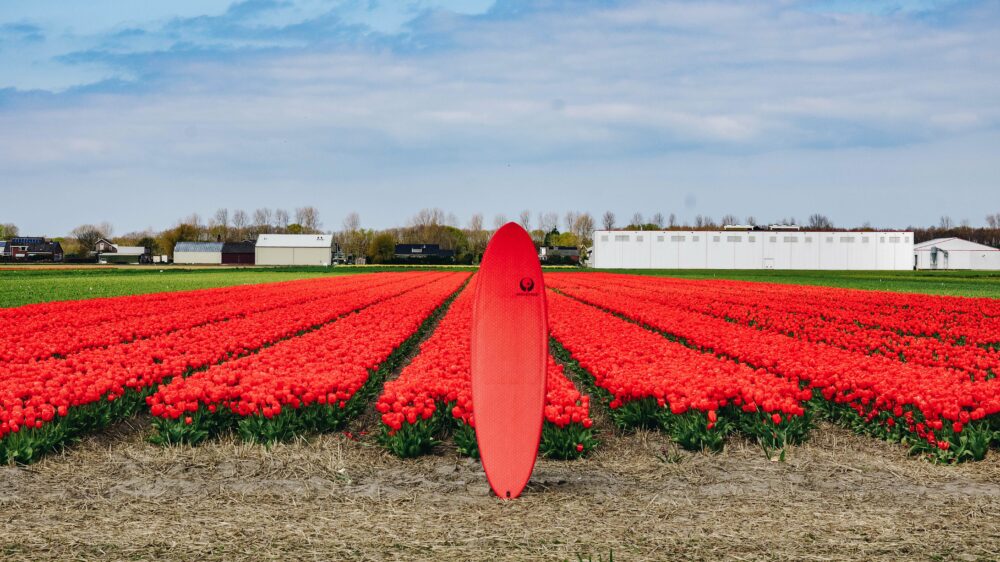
[{"x1": 2, "y1": 415, "x2": 1000, "y2": 561}]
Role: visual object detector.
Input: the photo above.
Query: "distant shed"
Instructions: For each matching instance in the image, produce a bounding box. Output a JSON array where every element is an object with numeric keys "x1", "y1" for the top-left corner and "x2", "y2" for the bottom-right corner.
[
  {"x1": 914, "y1": 238, "x2": 1000, "y2": 270},
  {"x1": 255, "y1": 234, "x2": 332, "y2": 266},
  {"x1": 174, "y1": 242, "x2": 224, "y2": 264},
  {"x1": 222, "y1": 242, "x2": 256, "y2": 265}
]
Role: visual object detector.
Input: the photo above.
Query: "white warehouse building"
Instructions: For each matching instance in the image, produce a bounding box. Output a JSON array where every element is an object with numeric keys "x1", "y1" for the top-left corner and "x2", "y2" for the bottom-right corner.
[
  {"x1": 256, "y1": 234, "x2": 333, "y2": 266},
  {"x1": 914, "y1": 238, "x2": 1000, "y2": 270},
  {"x1": 592, "y1": 230, "x2": 914, "y2": 270}
]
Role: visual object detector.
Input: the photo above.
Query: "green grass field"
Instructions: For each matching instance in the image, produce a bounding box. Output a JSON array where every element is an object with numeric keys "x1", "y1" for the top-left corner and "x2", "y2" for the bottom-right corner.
[{"x1": 2, "y1": 266, "x2": 998, "y2": 308}]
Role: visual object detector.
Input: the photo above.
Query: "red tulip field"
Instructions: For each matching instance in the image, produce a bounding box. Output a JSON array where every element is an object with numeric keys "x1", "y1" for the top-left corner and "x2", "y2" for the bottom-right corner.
[{"x1": 3, "y1": 269, "x2": 1000, "y2": 560}]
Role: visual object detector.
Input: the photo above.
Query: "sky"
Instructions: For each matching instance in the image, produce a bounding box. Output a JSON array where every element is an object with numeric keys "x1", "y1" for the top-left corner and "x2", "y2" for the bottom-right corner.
[{"x1": 1, "y1": 0, "x2": 998, "y2": 236}]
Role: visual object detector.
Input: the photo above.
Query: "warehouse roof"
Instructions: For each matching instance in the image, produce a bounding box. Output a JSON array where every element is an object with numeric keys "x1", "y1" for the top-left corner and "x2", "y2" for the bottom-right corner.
[
  {"x1": 914, "y1": 238, "x2": 999, "y2": 252},
  {"x1": 256, "y1": 234, "x2": 332, "y2": 248},
  {"x1": 175, "y1": 242, "x2": 224, "y2": 253}
]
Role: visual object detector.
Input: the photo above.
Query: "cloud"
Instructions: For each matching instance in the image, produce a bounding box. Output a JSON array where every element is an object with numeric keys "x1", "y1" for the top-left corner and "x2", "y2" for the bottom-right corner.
[{"x1": 1, "y1": 0, "x2": 999, "y2": 234}]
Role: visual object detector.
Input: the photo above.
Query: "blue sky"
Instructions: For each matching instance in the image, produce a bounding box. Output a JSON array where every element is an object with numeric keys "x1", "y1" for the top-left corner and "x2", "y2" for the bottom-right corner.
[{"x1": 1, "y1": 0, "x2": 998, "y2": 235}]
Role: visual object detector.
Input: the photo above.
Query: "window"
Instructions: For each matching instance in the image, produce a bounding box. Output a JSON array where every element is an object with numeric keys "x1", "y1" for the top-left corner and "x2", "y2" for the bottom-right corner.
[
  {"x1": 748, "y1": 236, "x2": 756, "y2": 242},
  {"x1": 880, "y1": 237, "x2": 885, "y2": 243},
  {"x1": 614, "y1": 235, "x2": 629, "y2": 242},
  {"x1": 826, "y1": 237, "x2": 834, "y2": 243},
  {"x1": 840, "y1": 237, "x2": 854, "y2": 243},
  {"x1": 600, "y1": 235, "x2": 609, "y2": 242},
  {"x1": 889, "y1": 236, "x2": 900, "y2": 243},
  {"x1": 656, "y1": 235, "x2": 664, "y2": 242},
  {"x1": 862, "y1": 237, "x2": 870, "y2": 244},
  {"x1": 784, "y1": 236, "x2": 798, "y2": 243},
  {"x1": 769, "y1": 236, "x2": 777, "y2": 243},
  {"x1": 805, "y1": 237, "x2": 813, "y2": 243},
  {"x1": 726, "y1": 236, "x2": 741, "y2": 242},
  {"x1": 670, "y1": 235, "x2": 685, "y2": 242},
  {"x1": 692, "y1": 236, "x2": 699, "y2": 242},
  {"x1": 636, "y1": 236, "x2": 643, "y2": 242},
  {"x1": 713, "y1": 236, "x2": 721, "y2": 242},
  {"x1": 905, "y1": 236, "x2": 911, "y2": 243}
]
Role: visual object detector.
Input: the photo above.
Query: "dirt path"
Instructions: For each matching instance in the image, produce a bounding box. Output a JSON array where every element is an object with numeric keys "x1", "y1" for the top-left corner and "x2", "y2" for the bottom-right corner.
[{"x1": 2, "y1": 417, "x2": 998, "y2": 561}]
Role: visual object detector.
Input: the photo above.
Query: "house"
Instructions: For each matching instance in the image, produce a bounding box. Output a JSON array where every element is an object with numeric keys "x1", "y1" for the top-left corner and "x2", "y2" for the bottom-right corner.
[
  {"x1": 393, "y1": 244, "x2": 455, "y2": 261},
  {"x1": 256, "y1": 234, "x2": 333, "y2": 266},
  {"x1": 914, "y1": 238, "x2": 1000, "y2": 270},
  {"x1": 1, "y1": 237, "x2": 63, "y2": 262},
  {"x1": 174, "y1": 242, "x2": 224, "y2": 264},
  {"x1": 539, "y1": 246, "x2": 580, "y2": 263},
  {"x1": 95, "y1": 238, "x2": 151, "y2": 264}
]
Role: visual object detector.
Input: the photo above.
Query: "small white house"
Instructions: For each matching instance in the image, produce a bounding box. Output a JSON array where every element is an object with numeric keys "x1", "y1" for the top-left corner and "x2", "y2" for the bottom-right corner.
[
  {"x1": 914, "y1": 238, "x2": 1000, "y2": 270},
  {"x1": 255, "y1": 234, "x2": 333, "y2": 266}
]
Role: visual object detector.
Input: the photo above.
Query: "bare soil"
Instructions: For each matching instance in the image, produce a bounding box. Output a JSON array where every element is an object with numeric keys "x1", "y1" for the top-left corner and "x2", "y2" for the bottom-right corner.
[{"x1": 2, "y1": 413, "x2": 999, "y2": 562}]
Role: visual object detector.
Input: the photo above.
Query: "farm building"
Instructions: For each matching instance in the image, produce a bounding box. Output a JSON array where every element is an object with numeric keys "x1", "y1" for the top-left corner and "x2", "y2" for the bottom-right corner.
[
  {"x1": 222, "y1": 242, "x2": 256, "y2": 265},
  {"x1": 539, "y1": 246, "x2": 580, "y2": 264},
  {"x1": 394, "y1": 244, "x2": 455, "y2": 261},
  {"x1": 592, "y1": 230, "x2": 914, "y2": 270},
  {"x1": 914, "y1": 238, "x2": 1000, "y2": 270},
  {"x1": 256, "y1": 234, "x2": 333, "y2": 266},
  {"x1": 173, "y1": 242, "x2": 224, "y2": 264},
  {"x1": 1, "y1": 237, "x2": 64, "y2": 262}
]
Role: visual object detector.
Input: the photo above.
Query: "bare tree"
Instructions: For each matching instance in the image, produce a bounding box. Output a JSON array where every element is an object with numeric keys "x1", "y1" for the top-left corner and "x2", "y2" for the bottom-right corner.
[
  {"x1": 493, "y1": 214, "x2": 508, "y2": 230},
  {"x1": 468, "y1": 214, "x2": 488, "y2": 261},
  {"x1": 572, "y1": 213, "x2": 595, "y2": 246},
  {"x1": 987, "y1": 213, "x2": 1000, "y2": 229},
  {"x1": 601, "y1": 211, "x2": 616, "y2": 230},
  {"x1": 668, "y1": 213, "x2": 677, "y2": 228},
  {"x1": 213, "y1": 208, "x2": 229, "y2": 229},
  {"x1": 631, "y1": 212, "x2": 643, "y2": 227},
  {"x1": 694, "y1": 215, "x2": 706, "y2": 228},
  {"x1": 539, "y1": 212, "x2": 559, "y2": 233},
  {"x1": 564, "y1": 211, "x2": 579, "y2": 233},
  {"x1": 446, "y1": 212, "x2": 459, "y2": 227},
  {"x1": 745, "y1": 215, "x2": 757, "y2": 227},
  {"x1": 253, "y1": 208, "x2": 272, "y2": 229},
  {"x1": 651, "y1": 212, "x2": 665, "y2": 229},
  {"x1": 411, "y1": 208, "x2": 445, "y2": 227},
  {"x1": 71, "y1": 223, "x2": 112, "y2": 254},
  {"x1": 720, "y1": 214, "x2": 739, "y2": 227},
  {"x1": 231, "y1": 210, "x2": 248, "y2": 240},
  {"x1": 341, "y1": 212, "x2": 363, "y2": 260},
  {"x1": 960, "y1": 218, "x2": 971, "y2": 228},
  {"x1": 296, "y1": 206, "x2": 321, "y2": 232},
  {"x1": 807, "y1": 214, "x2": 834, "y2": 230},
  {"x1": 518, "y1": 209, "x2": 532, "y2": 231},
  {"x1": 939, "y1": 216, "x2": 954, "y2": 230},
  {"x1": 275, "y1": 209, "x2": 290, "y2": 231}
]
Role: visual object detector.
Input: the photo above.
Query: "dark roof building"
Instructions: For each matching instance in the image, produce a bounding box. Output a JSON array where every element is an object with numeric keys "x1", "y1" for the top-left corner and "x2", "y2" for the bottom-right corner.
[
  {"x1": 394, "y1": 244, "x2": 455, "y2": 259},
  {"x1": 222, "y1": 242, "x2": 256, "y2": 265}
]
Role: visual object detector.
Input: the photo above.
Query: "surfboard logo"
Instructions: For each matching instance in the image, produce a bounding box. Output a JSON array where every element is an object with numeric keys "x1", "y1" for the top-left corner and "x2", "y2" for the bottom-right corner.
[{"x1": 519, "y1": 277, "x2": 535, "y2": 292}]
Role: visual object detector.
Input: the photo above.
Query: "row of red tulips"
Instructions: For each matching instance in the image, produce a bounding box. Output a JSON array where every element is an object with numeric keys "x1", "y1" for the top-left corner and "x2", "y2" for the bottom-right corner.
[
  {"x1": 0, "y1": 272, "x2": 455, "y2": 463},
  {"x1": 593, "y1": 274, "x2": 1000, "y2": 379},
  {"x1": 377, "y1": 279, "x2": 596, "y2": 459},
  {"x1": 146, "y1": 273, "x2": 470, "y2": 445},
  {"x1": 547, "y1": 273, "x2": 1000, "y2": 462},
  {"x1": 546, "y1": 290, "x2": 812, "y2": 453},
  {"x1": 0, "y1": 273, "x2": 419, "y2": 364}
]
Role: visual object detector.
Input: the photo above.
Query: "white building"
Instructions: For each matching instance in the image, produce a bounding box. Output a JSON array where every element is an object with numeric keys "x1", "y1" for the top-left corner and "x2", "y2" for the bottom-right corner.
[
  {"x1": 914, "y1": 238, "x2": 1000, "y2": 270},
  {"x1": 255, "y1": 234, "x2": 333, "y2": 266},
  {"x1": 173, "y1": 242, "x2": 224, "y2": 265},
  {"x1": 592, "y1": 230, "x2": 914, "y2": 270}
]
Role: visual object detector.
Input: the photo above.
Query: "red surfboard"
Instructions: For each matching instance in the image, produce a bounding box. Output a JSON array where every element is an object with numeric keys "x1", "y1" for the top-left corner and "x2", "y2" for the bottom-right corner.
[{"x1": 471, "y1": 222, "x2": 547, "y2": 500}]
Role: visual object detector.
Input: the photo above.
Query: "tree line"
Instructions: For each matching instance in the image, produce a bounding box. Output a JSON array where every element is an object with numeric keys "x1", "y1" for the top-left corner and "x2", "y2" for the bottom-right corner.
[{"x1": 5, "y1": 209, "x2": 1000, "y2": 262}]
